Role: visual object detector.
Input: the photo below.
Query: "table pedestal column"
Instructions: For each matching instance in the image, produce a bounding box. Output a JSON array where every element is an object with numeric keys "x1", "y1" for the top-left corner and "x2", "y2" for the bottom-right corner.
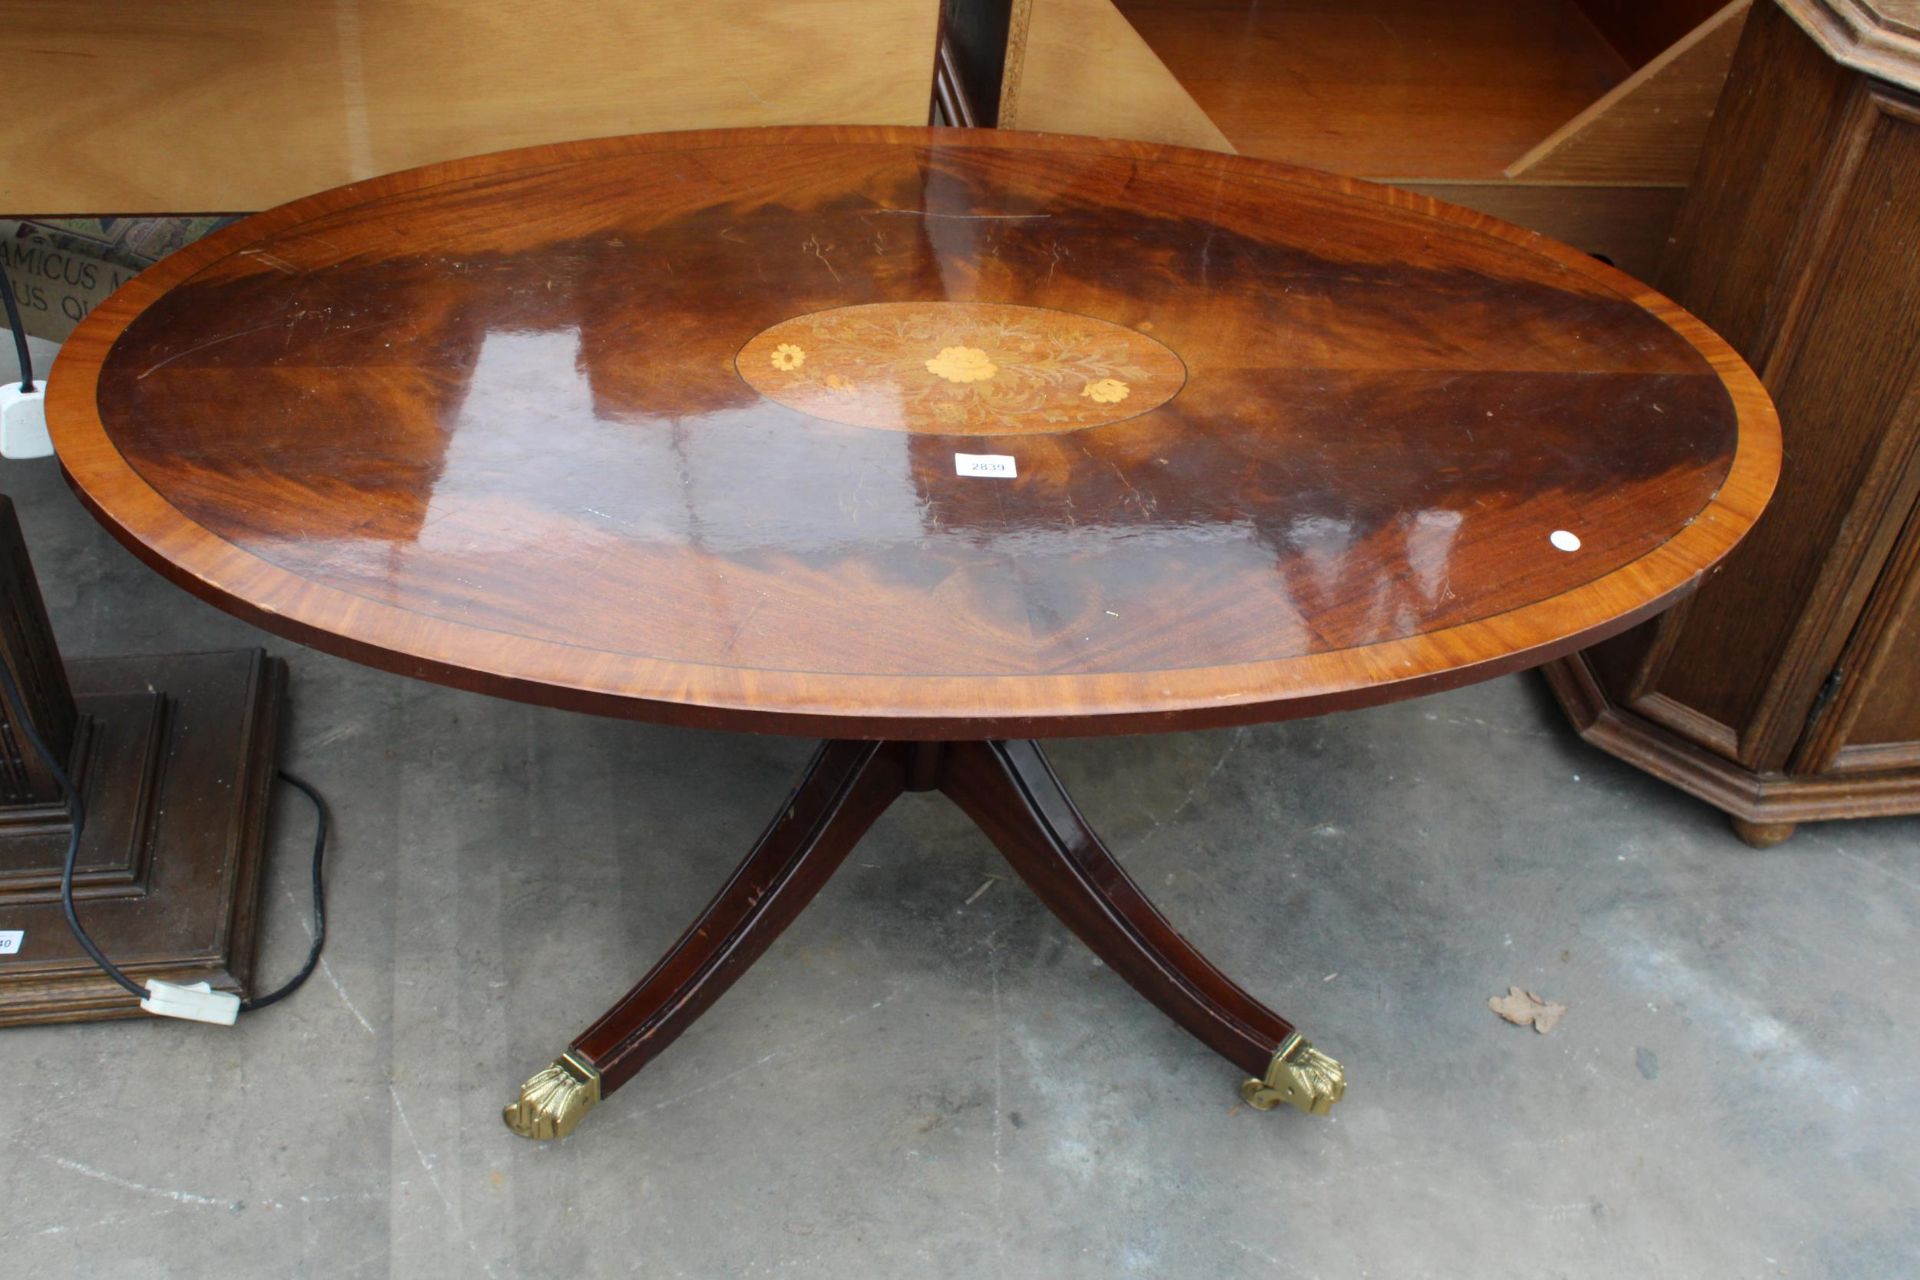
[{"x1": 504, "y1": 738, "x2": 1345, "y2": 1141}]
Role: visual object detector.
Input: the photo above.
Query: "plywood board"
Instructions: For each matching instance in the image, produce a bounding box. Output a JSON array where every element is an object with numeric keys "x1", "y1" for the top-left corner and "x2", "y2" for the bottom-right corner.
[
  {"x1": 1507, "y1": 1, "x2": 1751, "y2": 184},
  {"x1": 1394, "y1": 182, "x2": 1684, "y2": 280},
  {"x1": 0, "y1": 1, "x2": 942, "y2": 213},
  {"x1": 1111, "y1": 0, "x2": 1628, "y2": 178},
  {"x1": 998, "y1": 0, "x2": 1233, "y2": 152}
]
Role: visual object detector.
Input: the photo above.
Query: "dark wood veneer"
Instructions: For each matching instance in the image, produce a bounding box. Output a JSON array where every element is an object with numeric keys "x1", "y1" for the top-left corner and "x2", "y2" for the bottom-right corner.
[{"x1": 49, "y1": 127, "x2": 1777, "y2": 741}]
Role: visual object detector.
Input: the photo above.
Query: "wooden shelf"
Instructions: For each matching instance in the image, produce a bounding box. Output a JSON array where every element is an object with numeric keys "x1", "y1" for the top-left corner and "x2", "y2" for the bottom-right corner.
[
  {"x1": 989, "y1": 0, "x2": 1746, "y2": 275},
  {"x1": 1112, "y1": 0, "x2": 1631, "y2": 180}
]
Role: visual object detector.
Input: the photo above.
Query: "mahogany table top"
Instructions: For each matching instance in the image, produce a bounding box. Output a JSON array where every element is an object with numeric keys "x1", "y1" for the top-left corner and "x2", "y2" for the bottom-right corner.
[{"x1": 49, "y1": 127, "x2": 1779, "y2": 738}]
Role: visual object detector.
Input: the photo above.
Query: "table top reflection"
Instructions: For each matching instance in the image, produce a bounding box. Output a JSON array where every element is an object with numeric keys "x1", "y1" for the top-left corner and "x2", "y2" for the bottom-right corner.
[{"x1": 49, "y1": 127, "x2": 1778, "y2": 737}]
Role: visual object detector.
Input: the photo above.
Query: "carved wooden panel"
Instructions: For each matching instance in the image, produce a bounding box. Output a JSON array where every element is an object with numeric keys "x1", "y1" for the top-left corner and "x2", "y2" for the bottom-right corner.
[
  {"x1": 1647, "y1": 86, "x2": 1920, "y2": 768},
  {"x1": 1549, "y1": 0, "x2": 1920, "y2": 842}
]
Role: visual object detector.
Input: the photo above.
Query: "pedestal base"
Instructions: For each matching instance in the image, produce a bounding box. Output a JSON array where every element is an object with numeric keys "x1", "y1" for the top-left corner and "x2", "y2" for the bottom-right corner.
[
  {"x1": 504, "y1": 738, "x2": 1346, "y2": 1141},
  {"x1": 0, "y1": 648, "x2": 285, "y2": 1025}
]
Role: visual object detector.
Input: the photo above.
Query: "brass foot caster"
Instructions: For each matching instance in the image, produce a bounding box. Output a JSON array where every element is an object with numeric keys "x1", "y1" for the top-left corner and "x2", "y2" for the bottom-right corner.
[
  {"x1": 503, "y1": 1050, "x2": 602, "y2": 1140},
  {"x1": 1241, "y1": 1032, "x2": 1346, "y2": 1116}
]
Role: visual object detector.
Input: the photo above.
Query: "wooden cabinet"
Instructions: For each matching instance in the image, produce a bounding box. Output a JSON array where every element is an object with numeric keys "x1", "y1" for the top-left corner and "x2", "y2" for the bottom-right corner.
[
  {"x1": 1545, "y1": 0, "x2": 1920, "y2": 846},
  {"x1": 973, "y1": 0, "x2": 1751, "y2": 277}
]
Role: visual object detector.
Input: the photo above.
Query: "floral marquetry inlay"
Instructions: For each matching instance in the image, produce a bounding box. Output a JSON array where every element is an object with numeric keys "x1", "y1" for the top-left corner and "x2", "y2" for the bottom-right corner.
[
  {"x1": 736, "y1": 302, "x2": 1185, "y2": 435},
  {"x1": 925, "y1": 346, "x2": 998, "y2": 384}
]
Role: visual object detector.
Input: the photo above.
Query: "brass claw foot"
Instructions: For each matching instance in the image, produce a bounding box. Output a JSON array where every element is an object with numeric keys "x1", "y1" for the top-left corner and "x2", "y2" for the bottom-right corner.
[
  {"x1": 1241, "y1": 1032, "x2": 1346, "y2": 1116},
  {"x1": 503, "y1": 1051, "x2": 602, "y2": 1140}
]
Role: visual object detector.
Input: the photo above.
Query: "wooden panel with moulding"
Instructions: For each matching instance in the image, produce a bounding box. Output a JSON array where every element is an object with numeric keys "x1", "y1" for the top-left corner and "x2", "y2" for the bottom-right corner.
[{"x1": 1544, "y1": 0, "x2": 1920, "y2": 846}]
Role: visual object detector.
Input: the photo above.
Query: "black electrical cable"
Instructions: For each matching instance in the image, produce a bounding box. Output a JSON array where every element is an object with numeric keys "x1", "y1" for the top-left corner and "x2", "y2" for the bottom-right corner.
[
  {"x1": 0, "y1": 649, "x2": 138, "y2": 995},
  {"x1": 0, "y1": 262, "x2": 34, "y2": 393},
  {"x1": 0, "y1": 651, "x2": 328, "y2": 1011},
  {"x1": 241, "y1": 769, "x2": 328, "y2": 1012}
]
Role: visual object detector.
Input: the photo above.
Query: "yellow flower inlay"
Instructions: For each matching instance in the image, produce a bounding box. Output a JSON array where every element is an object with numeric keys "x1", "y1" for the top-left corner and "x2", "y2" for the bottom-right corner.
[
  {"x1": 770, "y1": 343, "x2": 806, "y2": 371},
  {"x1": 1081, "y1": 378, "x2": 1130, "y2": 404},
  {"x1": 925, "y1": 346, "x2": 998, "y2": 384}
]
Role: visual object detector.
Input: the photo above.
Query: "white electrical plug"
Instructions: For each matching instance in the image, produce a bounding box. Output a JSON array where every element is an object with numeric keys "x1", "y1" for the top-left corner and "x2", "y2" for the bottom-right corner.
[
  {"x1": 1, "y1": 381, "x2": 50, "y2": 459},
  {"x1": 141, "y1": 979, "x2": 242, "y2": 1025}
]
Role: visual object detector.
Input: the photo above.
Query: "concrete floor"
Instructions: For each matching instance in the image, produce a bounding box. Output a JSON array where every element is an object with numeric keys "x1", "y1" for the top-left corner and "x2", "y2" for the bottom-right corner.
[{"x1": 4, "y1": 336, "x2": 1919, "y2": 1278}]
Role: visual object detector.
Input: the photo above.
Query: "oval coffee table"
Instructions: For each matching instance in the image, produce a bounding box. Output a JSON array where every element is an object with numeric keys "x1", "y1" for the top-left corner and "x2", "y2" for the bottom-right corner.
[{"x1": 47, "y1": 127, "x2": 1779, "y2": 1141}]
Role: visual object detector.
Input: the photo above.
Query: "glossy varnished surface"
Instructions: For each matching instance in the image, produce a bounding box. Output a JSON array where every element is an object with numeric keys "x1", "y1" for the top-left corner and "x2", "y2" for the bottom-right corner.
[
  {"x1": 48, "y1": 127, "x2": 1778, "y2": 736},
  {"x1": 734, "y1": 301, "x2": 1188, "y2": 434}
]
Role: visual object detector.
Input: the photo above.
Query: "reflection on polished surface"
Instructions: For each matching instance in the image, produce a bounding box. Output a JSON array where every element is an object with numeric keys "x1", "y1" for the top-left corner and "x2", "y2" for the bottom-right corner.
[{"x1": 59, "y1": 128, "x2": 1767, "y2": 728}]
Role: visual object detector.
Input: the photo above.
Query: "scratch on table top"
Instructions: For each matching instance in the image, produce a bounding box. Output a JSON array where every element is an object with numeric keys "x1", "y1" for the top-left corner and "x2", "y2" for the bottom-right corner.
[
  {"x1": 239, "y1": 247, "x2": 301, "y2": 274},
  {"x1": 1104, "y1": 457, "x2": 1155, "y2": 516},
  {"x1": 1044, "y1": 240, "x2": 1066, "y2": 286},
  {"x1": 802, "y1": 233, "x2": 841, "y2": 282},
  {"x1": 136, "y1": 322, "x2": 282, "y2": 379},
  {"x1": 719, "y1": 597, "x2": 766, "y2": 656}
]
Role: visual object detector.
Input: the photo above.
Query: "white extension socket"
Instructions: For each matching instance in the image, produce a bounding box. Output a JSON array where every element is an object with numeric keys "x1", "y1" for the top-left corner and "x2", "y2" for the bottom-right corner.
[
  {"x1": 1, "y1": 381, "x2": 51, "y2": 459},
  {"x1": 141, "y1": 979, "x2": 242, "y2": 1025}
]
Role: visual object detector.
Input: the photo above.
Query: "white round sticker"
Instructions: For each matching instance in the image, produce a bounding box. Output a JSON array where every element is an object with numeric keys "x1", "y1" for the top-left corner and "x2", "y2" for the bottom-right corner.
[{"x1": 1550, "y1": 530, "x2": 1581, "y2": 552}]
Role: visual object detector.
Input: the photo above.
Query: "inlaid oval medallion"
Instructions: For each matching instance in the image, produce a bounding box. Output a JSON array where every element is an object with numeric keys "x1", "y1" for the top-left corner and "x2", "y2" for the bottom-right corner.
[{"x1": 736, "y1": 301, "x2": 1186, "y2": 435}]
